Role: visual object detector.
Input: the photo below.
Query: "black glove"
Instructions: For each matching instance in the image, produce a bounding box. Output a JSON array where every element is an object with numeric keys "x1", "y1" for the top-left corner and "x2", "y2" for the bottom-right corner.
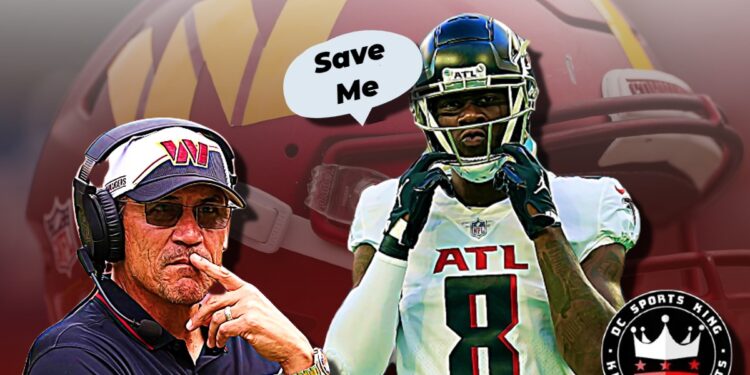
[
  {"x1": 493, "y1": 143, "x2": 560, "y2": 239},
  {"x1": 380, "y1": 152, "x2": 454, "y2": 260}
]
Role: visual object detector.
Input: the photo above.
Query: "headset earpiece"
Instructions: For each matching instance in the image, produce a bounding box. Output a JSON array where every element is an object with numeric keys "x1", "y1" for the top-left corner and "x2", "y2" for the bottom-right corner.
[
  {"x1": 77, "y1": 188, "x2": 123, "y2": 273},
  {"x1": 95, "y1": 189, "x2": 124, "y2": 262}
]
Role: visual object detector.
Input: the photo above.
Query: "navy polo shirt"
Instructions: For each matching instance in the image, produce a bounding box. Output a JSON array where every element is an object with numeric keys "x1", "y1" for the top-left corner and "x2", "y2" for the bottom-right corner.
[{"x1": 24, "y1": 278, "x2": 281, "y2": 374}]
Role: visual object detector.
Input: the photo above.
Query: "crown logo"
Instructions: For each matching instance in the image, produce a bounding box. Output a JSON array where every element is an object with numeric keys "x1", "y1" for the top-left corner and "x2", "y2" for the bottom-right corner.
[{"x1": 632, "y1": 314, "x2": 704, "y2": 360}]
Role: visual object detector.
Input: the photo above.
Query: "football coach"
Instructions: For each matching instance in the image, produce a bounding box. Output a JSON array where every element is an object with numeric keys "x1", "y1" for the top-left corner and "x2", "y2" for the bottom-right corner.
[{"x1": 24, "y1": 118, "x2": 330, "y2": 374}]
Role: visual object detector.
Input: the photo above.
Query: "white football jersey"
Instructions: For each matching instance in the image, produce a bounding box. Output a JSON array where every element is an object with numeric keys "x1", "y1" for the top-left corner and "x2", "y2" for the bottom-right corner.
[{"x1": 348, "y1": 174, "x2": 640, "y2": 375}]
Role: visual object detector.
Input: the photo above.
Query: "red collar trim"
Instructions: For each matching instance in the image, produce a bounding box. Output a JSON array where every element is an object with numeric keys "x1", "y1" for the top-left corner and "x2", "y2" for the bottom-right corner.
[{"x1": 95, "y1": 293, "x2": 155, "y2": 350}]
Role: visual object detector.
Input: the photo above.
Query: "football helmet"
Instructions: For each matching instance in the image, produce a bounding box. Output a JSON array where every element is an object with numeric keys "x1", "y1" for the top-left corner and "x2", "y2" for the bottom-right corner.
[{"x1": 411, "y1": 14, "x2": 539, "y2": 183}]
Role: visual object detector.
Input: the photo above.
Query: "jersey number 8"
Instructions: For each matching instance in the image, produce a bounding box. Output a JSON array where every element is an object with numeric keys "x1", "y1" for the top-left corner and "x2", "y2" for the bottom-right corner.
[{"x1": 445, "y1": 275, "x2": 520, "y2": 375}]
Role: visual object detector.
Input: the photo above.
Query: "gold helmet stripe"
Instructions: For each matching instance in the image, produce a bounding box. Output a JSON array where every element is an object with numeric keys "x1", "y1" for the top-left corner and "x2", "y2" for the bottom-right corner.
[
  {"x1": 144, "y1": 17, "x2": 198, "y2": 119},
  {"x1": 589, "y1": 0, "x2": 654, "y2": 70},
  {"x1": 242, "y1": 0, "x2": 348, "y2": 125},
  {"x1": 107, "y1": 28, "x2": 154, "y2": 124},
  {"x1": 193, "y1": 0, "x2": 259, "y2": 124}
]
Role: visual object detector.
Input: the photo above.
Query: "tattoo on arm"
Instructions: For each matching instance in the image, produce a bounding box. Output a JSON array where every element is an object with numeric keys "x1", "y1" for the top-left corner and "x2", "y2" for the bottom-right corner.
[
  {"x1": 583, "y1": 244, "x2": 626, "y2": 310},
  {"x1": 534, "y1": 228, "x2": 618, "y2": 375},
  {"x1": 352, "y1": 244, "x2": 376, "y2": 288}
]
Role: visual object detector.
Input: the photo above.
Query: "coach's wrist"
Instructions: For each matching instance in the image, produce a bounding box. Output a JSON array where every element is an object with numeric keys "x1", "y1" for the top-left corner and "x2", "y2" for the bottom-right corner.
[
  {"x1": 286, "y1": 348, "x2": 330, "y2": 375},
  {"x1": 280, "y1": 345, "x2": 314, "y2": 374}
]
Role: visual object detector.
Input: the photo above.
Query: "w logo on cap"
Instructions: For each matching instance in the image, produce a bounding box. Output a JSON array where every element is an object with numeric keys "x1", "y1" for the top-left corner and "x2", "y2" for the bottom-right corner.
[{"x1": 160, "y1": 139, "x2": 209, "y2": 168}]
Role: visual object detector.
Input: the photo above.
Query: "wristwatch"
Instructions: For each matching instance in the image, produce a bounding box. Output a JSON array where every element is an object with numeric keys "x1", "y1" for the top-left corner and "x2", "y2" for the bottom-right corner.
[{"x1": 291, "y1": 348, "x2": 330, "y2": 375}]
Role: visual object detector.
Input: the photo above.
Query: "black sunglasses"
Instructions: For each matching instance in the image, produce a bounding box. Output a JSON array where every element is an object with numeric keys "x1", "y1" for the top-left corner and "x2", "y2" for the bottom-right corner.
[{"x1": 126, "y1": 201, "x2": 234, "y2": 229}]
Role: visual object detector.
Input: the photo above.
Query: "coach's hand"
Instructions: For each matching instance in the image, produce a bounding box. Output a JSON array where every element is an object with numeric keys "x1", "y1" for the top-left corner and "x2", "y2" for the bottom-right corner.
[
  {"x1": 380, "y1": 152, "x2": 454, "y2": 260},
  {"x1": 493, "y1": 143, "x2": 560, "y2": 239},
  {"x1": 185, "y1": 254, "x2": 313, "y2": 374}
]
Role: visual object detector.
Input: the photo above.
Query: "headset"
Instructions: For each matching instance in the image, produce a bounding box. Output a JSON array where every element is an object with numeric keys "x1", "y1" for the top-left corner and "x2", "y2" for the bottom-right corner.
[{"x1": 72, "y1": 117, "x2": 238, "y2": 341}]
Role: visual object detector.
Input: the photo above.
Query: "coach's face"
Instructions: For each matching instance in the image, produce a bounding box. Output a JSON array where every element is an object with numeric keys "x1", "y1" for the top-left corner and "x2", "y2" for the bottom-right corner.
[{"x1": 120, "y1": 184, "x2": 230, "y2": 305}]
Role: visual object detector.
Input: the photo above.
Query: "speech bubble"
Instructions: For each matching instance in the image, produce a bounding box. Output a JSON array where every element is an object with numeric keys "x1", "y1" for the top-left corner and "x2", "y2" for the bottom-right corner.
[{"x1": 283, "y1": 30, "x2": 422, "y2": 125}]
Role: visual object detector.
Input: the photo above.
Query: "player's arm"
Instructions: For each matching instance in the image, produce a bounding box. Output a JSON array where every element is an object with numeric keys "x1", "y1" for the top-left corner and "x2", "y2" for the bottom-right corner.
[
  {"x1": 325, "y1": 152, "x2": 453, "y2": 374},
  {"x1": 324, "y1": 250, "x2": 407, "y2": 375},
  {"x1": 582, "y1": 243, "x2": 627, "y2": 310},
  {"x1": 324, "y1": 243, "x2": 395, "y2": 375},
  {"x1": 532, "y1": 228, "x2": 618, "y2": 375},
  {"x1": 326, "y1": 243, "x2": 393, "y2": 374},
  {"x1": 352, "y1": 244, "x2": 376, "y2": 288},
  {"x1": 496, "y1": 144, "x2": 634, "y2": 375}
]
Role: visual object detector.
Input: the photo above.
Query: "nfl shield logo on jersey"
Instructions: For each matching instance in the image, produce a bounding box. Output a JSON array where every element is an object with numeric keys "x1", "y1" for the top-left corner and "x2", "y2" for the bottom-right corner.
[
  {"x1": 43, "y1": 197, "x2": 78, "y2": 277},
  {"x1": 464, "y1": 218, "x2": 490, "y2": 239}
]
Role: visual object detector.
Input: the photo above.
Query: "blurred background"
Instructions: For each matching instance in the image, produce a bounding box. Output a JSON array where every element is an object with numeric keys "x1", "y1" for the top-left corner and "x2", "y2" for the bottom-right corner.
[
  {"x1": 2, "y1": 0, "x2": 749, "y2": 373},
  {"x1": 0, "y1": 1, "x2": 140, "y2": 372}
]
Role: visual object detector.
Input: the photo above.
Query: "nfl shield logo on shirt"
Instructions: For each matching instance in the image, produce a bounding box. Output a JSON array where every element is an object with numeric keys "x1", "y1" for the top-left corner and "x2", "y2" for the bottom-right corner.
[{"x1": 464, "y1": 218, "x2": 490, "y2": 239}]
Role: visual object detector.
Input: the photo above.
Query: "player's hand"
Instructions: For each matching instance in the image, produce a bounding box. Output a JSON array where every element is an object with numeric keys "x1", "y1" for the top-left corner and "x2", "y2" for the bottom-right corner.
[
  {"x1": 493, "y1": 143, "x2": 560, "y2": 239},
  {"x1": 380, "y1": 152, "x2": 455, "y2": 260},
  {"x1": 185, "y1": 254, "x2": 314, "y2": 374}
]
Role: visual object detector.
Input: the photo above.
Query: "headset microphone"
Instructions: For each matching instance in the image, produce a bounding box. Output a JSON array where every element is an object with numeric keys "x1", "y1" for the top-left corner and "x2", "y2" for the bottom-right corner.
[{"x1": 77, "y1": 247, "x2": 164, "y2": 342}]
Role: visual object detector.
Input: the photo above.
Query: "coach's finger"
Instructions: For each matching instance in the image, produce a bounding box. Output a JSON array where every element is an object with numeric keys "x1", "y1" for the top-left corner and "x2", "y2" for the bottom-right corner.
[
  {"x1": 186, "y1": 291, "x2": 240, "y2": 331},
  {"x1": 189, "y1": 253, "x2": 245, "y2": 291},
  {"x1": 215, "y1": 318, "x2": 246, "y2": 349},
  {"x1": 206, "y1": 305, "x2": 240, "y2": 348},
  {"x1": 207, "y1": 309, "x2": 224, "y2": 348}
]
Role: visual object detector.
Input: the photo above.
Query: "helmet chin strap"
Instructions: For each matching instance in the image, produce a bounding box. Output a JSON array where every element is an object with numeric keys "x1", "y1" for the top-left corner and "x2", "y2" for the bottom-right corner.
[
  {"x1": 451, "y1": 158, "x2": 504, "y2": 184},
  {"x1": 452, "y1": 136, "x2": 538, "y2": 184}
]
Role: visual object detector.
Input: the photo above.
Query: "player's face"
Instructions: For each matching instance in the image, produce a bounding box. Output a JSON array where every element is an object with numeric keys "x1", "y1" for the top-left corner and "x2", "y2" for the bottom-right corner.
[
  {"x1": 432, "y1": 89, "x2": 510, "y2": 157},
  {"x1": 120, "y1": 184, "x2": 230, "y2": 305}
]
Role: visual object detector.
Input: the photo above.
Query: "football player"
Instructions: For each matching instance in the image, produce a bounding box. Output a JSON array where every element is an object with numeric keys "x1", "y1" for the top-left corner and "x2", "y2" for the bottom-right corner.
[{"x1": 324, "y1": 14, "x2": 640, "y2": 375}]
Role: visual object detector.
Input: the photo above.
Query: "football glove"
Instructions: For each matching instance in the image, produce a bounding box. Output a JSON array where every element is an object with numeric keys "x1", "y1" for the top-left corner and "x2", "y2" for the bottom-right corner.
[
  {"x1": 380, "y1": 152, "x2": 454, "y2": 260},
  {"x1": 494, "y1": 143, "x2": 560, "y2": 239}
]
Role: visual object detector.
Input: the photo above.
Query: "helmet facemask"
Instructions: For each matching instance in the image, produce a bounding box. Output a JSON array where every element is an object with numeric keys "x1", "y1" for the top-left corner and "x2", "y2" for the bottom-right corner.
[{"x1": 411, "y1": 65, "x2": 539, "y2": 183}]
